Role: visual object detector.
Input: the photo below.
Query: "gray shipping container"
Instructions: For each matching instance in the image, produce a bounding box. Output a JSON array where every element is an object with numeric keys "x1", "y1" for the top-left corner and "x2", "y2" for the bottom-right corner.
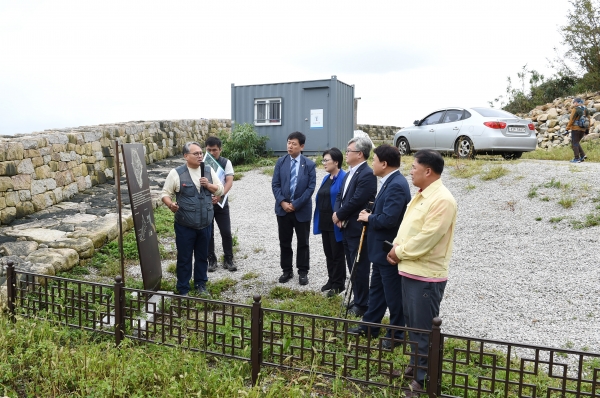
[{"x1": 231, "y1": 76, "x2": 354, "y2": 156}]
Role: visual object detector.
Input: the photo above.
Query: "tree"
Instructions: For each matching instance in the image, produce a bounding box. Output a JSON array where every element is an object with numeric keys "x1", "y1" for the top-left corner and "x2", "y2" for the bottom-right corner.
[{"x1": 559, "y1": 0, "x2": 600, "y2": 90}]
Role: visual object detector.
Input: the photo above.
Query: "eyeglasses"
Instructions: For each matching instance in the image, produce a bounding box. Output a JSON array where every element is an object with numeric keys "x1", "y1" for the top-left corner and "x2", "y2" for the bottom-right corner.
[
  {"x1": 187, "y1": 152, "x2": 203, "y2": 157},
  {"x1": 321, "y1": 158, "x2": 333, "y2": 164},
  {"x1": 346, "y1": 150, "x2": 361, "y2": 154}
]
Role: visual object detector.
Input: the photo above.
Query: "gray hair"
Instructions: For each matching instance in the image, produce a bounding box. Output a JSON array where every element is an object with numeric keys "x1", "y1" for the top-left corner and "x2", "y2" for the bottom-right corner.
[
  {"x1": 348, "y1": 136, "x2": 372, "y2": 160},
  {"x1": 183, "y1": 141, "x2": 202, "y2": 155}
]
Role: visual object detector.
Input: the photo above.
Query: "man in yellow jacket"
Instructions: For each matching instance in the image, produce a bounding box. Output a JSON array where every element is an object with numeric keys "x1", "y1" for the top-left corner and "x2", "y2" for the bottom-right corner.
[
  {"x1": 566, "y1": 97, "x2": 588, "y2": 163},
  {"x1": 387, "y1": 149, "x2": 457, "y2": 396}
]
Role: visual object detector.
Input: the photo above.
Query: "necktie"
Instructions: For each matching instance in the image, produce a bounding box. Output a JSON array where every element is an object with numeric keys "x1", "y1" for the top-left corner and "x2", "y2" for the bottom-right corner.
[{"x1": 290, "y1": 158, "x2": 298, "y2": 200}]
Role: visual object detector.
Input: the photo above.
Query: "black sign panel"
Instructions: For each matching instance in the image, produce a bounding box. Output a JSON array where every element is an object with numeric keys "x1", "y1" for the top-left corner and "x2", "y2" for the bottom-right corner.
[{"x1": 121, "y1": 144, "x2": 162, "y2": 291}]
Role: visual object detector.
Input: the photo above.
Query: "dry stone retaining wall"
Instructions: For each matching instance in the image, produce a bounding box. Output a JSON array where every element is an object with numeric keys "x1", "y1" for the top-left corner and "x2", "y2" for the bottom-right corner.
[{"x1": 0, "y1": 119, "x2": 231, "y2": 226}]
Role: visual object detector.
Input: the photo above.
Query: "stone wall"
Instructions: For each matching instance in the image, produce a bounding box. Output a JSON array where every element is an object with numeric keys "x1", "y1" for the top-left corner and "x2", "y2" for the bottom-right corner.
[
  {"x1": 0, "y1": 119, "x2": 231, "y2": 225},
  {"x1": 357, "y1": 124, "x2": 402, "y2": 144},
  {"x1": 520, "y1": 92, "x2": 600, "y2": 149}
]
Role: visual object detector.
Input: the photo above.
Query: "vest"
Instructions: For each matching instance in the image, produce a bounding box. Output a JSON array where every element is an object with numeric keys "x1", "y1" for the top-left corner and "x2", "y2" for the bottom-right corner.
[{"x1": 174, "y1": 164, "x2": 214, "y2": 230}]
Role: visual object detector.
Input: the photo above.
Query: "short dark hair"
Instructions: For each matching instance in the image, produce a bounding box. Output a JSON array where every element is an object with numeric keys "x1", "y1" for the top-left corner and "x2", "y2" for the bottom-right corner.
[
  {"x1": 414, "y1": 150, "x2": 444, "y2": 175},
  {"x1": 287, "y1": 131, "x2": 306, "y2": 145},
  {"x1": 373, "y1": 144, "x2": 400, "y2": 168},
  {"x1": 205, "y1": 136, "x2": 222, "y2": 148},
  {"x1": 322, "y1": 147, "x2": 343, "y2": 169}
]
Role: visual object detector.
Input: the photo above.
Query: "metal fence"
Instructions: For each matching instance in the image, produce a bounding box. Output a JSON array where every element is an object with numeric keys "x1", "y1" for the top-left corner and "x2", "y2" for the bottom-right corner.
[{"x1": 5, "y1": 263, "x2": 600, "y2": 397}]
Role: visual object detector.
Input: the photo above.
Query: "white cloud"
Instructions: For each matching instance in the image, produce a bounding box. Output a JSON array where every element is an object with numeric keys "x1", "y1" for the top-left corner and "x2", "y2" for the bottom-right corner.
[{"x1": 0, "y1": 0, "x2": 570, "y2": 135}]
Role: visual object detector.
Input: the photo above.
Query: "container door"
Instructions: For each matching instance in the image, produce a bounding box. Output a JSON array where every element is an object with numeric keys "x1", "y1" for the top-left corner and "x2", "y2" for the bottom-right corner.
[{"x1": 303, "y1": 87, "x2": 329, "y2": 152}]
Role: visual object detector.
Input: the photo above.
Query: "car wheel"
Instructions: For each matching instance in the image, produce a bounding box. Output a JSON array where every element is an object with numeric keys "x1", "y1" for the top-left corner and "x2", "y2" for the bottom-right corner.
[
  {"x1": 502, "y1": 151, "x2": 522, "y2": 160},
  {"x1": 396, "y1": 137, "x2": 410, "y2": 155},
  {"x1": 455, "y1": 136, "x2": 474, "y2": 159}
]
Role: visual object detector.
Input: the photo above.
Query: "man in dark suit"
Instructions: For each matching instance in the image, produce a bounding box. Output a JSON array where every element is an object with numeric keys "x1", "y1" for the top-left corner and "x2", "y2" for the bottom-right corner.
[
  {"x1": 349, "y1": 144, "x2": 411, "y2": 348},
  {"x1": 272, "y1": 131, "x2": 317, "y2": 285},
  {"x1": 333, "y1": 136, "x2": 377, "y2": 317}
]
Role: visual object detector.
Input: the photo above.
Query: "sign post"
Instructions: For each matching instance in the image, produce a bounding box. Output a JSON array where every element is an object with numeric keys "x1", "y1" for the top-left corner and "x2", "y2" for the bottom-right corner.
[{"x1": 120, "y1": 143, "x2": 162, "y2": 291}]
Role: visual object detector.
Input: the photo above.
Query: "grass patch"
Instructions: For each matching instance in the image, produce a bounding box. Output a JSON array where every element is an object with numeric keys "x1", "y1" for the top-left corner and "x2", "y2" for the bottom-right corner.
[
  {"x1": 465, "y1": 182, "x2": 476, "y2": 191},
  {"x1": 241, "y1": 271, "x2": 260, "y2": 280},
  {"x1": 535, "y1": 217, "x2": 542, "y2": 221},
  {"x1": 528, "y1": 185, "x2": 538, "y2": 198},
  {"x1": 543, "y1": 178, "x2": 569, "y2": 189},
  {"x1": 449, "y1": 159, "x2": 483, "y2": 178},
  {"x1": 522, "y1": 140, "x2": 600, "y2": 161},
  {"x1": 262, "y1": 167, "x2": 275, "y2": 176},
  {"x1": 480, "y1": 165, "x2": 509, "y2": 181},
  {"x1": 166, "y1": 262, "x2": 176, "y2": 273},
  {"x1": 572, "y1": 212, "x2": 600, "y2": 229},
  {"x1": 541, "y1": 196, "x2": 551, "y2": 202},
  {"x1": 207, "y1": 277, "x2": 237, "y2": 298},
  {"x1": 549, "y1": 216, "x2": 566, "y2": 223},
  {"x1": 558, "y1": 196, "x2": 576, "y2": 209}
]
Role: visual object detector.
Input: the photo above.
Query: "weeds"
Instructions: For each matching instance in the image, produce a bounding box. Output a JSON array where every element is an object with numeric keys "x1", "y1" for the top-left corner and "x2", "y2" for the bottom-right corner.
[
  {"x1": 480, "y1": 165, "x2": 509, "y2": 180},
  {"x1": 241, "y1": 271, "x2": 259, "y2": 280},
  {"x1": 550, "y1": 216, "x2": 566, "y2": 223},
  {"x1": 558, "y1": 196, "x2": 576, "y2": 208},
  {"x1": 528, "y1": 185, "x2": 538, "y2": 198}
]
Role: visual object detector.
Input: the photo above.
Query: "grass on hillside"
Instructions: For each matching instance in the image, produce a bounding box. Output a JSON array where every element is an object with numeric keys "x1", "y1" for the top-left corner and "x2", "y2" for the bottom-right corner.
[{"x1": 522, "y1": 140, "x2": 600, "y2": 161}]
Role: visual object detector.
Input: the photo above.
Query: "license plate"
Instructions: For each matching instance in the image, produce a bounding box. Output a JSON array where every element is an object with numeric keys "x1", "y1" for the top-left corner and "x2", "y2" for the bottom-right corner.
[{"x1": 508, "y1": 126, "x2": 526, "y2": 133}]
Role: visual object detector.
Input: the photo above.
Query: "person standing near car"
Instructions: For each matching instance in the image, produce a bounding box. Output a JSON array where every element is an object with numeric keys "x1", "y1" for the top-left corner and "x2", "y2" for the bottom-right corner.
[
  {"x1": 272, "y1": 132, "x2": 317, "y2": 286},
  {"x1": 313, "y1": 148, "x2": 347, "y2": 296},
  {"x1": 566, "y1": 97, "x2": 588, "y2": 163},
  {"x1": 161, "y1": 142, "x2": 224, "y2": 297},
  {"x1": 333, "y1": 137, "x2": 377, "y2": 317},
  {"x1": 205, "y1": 136, "x2": 237, "y2": 272},
  {"x1": 387, "y1": 149, "x2": 457, "y2": 396}
]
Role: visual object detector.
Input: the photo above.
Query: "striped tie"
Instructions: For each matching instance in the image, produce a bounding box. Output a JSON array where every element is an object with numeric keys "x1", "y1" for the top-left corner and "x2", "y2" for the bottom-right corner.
[{"x1": 290, "y1": 158, "x2": 298, "y2": 200}]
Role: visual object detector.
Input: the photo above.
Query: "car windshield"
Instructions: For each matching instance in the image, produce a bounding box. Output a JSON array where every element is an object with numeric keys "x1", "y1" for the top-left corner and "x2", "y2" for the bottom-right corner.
[{"x1": 472, "y1": 107, "x2": 517, "y2": 118}]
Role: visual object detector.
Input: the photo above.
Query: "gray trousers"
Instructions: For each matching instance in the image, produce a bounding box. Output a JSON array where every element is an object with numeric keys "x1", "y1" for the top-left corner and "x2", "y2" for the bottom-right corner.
[{"x1": 401, "y1": 276, "x2": 446, "y2": 386}]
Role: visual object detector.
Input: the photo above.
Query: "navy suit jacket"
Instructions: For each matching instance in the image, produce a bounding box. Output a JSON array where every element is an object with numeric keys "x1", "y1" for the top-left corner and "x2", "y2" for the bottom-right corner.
[
  {"x1": 366, "y1": 170, "x2": 411, "y2": 265},
  {"x1": 272, "y1": 154, "x2": 316, "y2": 223},
  {"x1": 333, "y1": 162, "x2": 377, "y2": 239}
]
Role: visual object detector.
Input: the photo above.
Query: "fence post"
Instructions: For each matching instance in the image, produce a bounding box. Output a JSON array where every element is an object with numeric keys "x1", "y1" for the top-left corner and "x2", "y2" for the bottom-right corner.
[
  {"x1": 6, "y1": 261, "x2": 16, "y2": 323},
  {"x1": 251, "y1": 294, "x2": 263, "y2": 385},
  {"x1": 427, "y1": 317, "x2": 443, "y2": 397},
  {"x1": 114, "y1": 275, "x2": 125, "y2": 346}
]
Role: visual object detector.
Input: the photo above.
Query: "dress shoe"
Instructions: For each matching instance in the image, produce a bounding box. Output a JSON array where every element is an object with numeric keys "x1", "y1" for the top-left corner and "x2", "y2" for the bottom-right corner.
[
  {"x1": 320, "y1": 282, "x2": 332, "y2": 292},
  {"x1": 224, "y1": 257, "x2": 237, "y2": 272},
  {"x1": 195, "y1": 284, "x2": 211, "y2": 298},
  {"x1": 345, "y1": 300, "x2": 355, "y2": 309},
  {"x1": 326, "y1": 287, "x2": 344, "y2": 297},
  {"x1": 403, "y1": 380, "x2": 424, "y2": 397},
  {"x1": 278, "y1": 272, "x2": 293, "y2": 283},
  {"x1": 208, "y1": 257, "x2": 217, "y2": 272},
  {"x1": 299, "y1": 274, "x2": 309, "y2": 285},
  {"x1": 346, "y1": 326, "x2": 366, "y2": 336},
  {"x1": 381, "y1": 338, "x2": 403, "y2": 350},
  {"x1": 347, "y1": 305, "x2": 366, "y2": 318},
  {"x1": 392, "y1": 366, "x2": 414, "y2": 379}
]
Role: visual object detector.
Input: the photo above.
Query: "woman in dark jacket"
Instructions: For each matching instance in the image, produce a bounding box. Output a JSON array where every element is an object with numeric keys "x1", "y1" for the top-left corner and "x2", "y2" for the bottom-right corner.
[{"x1": 313, "y1": 148, "x2": 347, "y2": 297}]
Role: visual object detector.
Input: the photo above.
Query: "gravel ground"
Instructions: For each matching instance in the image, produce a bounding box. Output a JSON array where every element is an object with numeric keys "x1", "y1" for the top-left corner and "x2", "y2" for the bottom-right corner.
[{"x1": 142, "y1": 158, "x2": 600, "y2": 354}]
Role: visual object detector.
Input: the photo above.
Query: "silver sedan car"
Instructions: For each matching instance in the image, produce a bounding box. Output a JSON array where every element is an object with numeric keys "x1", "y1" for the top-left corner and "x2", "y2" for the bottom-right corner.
[{"x1": 393, "y1": 107, "x2": 537, "y2": 159}]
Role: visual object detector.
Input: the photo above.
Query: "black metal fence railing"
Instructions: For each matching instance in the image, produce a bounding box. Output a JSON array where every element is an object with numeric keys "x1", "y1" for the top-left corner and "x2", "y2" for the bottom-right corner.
[{"x1": 5, "y1": 262, "x2": 600, "y2": 397}]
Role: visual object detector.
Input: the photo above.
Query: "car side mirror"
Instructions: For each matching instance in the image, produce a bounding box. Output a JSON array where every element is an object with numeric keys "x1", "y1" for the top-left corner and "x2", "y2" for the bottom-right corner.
[{"x1": 413, "y1": 120, "x2": 420, "y2": 126}]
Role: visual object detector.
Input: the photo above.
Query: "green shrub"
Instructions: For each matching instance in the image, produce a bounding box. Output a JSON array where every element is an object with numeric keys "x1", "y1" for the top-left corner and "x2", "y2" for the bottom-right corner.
[{"x1": 220, "y1": 123, "x2": 269, "y2": 166}]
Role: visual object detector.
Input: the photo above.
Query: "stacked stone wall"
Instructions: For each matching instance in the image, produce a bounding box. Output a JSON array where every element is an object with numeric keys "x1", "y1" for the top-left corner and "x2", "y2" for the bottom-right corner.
[
  {"x1": 0, "y1": 119, "x2": 231, "y2": 225},
  {"x1": 519, "y1": 91, "x2": 600, "y2": 149},
  {"x1": 357, "y1": 124, "x2": 402, "y2": 144}
]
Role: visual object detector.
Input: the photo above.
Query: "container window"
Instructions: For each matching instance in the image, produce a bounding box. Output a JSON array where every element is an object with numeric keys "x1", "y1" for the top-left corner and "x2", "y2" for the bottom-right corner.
[{"x1": 255, "y1": 98, "x2": 282, "y2": 126}]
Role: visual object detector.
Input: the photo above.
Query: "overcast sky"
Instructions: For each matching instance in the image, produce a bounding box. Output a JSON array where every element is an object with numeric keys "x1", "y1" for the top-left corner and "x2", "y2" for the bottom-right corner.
[{"x1": 0, "y1": 0, "x2": 570, "y2": 135}]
